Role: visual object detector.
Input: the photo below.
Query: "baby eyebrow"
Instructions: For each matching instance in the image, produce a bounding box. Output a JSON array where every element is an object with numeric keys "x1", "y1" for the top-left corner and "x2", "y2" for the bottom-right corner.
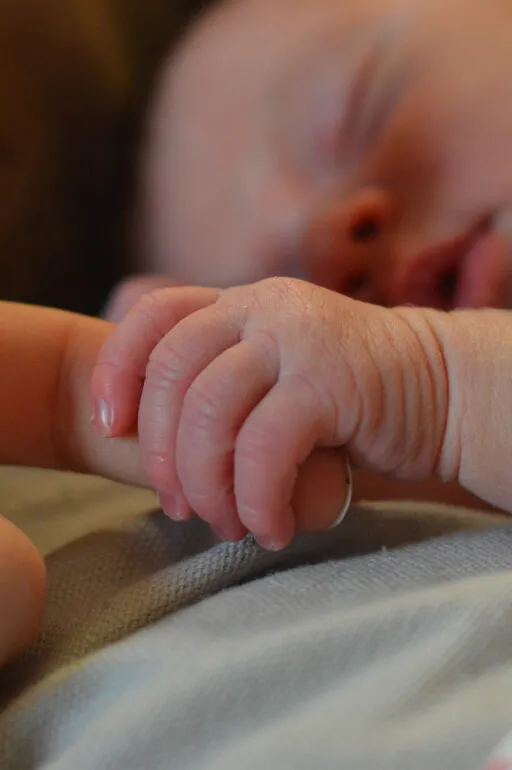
[
  {"x1": 341, "y1": 25, "x2": 412, "y2": 164},
  {"x1": 341, "y1": 44, "x2": 383, "y2": 155}
]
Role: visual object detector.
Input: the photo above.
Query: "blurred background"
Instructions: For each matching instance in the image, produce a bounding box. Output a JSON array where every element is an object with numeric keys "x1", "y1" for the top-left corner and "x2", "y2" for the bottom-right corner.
[{"x1": 0, "y1": 0, "x2": 209, "y2": 316}]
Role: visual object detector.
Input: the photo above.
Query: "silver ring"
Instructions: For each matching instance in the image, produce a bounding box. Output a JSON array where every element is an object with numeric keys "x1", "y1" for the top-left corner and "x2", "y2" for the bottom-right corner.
[{"x1": 329, "y1": 453, "x2": 353, "y2": 528}]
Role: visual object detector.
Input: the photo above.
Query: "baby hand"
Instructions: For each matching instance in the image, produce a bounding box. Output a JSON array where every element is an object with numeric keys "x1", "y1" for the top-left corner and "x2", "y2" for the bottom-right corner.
[{"x1": 91, "y1": 278, "x2": 449, "y2": 548}]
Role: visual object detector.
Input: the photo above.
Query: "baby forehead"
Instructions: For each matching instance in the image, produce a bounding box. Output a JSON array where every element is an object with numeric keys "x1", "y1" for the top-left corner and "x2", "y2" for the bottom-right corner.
[
  {"x1": 168, "y1": 0, "x2": 442, "y2": 104},
  {"x1": 154, "y1": 0, "x2": 512, "y2": 164},
  {"x1": 166, "y1": 0, "x2": 410, "y2": 123}
]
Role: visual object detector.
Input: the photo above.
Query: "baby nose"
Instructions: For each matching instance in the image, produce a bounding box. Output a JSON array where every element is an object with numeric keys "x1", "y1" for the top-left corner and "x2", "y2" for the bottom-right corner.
[{"x1": 303, "y1": 189, "x2": 396, "y2": 304}]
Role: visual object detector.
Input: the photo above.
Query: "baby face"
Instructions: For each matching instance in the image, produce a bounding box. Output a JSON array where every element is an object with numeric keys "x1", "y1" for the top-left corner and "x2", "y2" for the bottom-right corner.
[{"x1": 136, "y1": 0, "x2": 512, "y2": 309}]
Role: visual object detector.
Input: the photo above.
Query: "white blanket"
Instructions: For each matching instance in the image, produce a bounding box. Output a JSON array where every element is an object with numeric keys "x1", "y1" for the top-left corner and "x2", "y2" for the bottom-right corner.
[{"x1": 0, "y1": 467, "x2": 510, "y2": 770}]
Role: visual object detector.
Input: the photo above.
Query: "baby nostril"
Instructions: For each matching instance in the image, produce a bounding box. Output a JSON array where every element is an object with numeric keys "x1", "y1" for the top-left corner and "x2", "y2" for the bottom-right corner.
[
  {"x1": 438, "y1": 267, "x2": 458, "y2": 307},
  {"x1": 349, "y1": 215, "x2": 381, "y2": 243},
  {"x1": 343, "y1": 272, "x2": 371, "y2": 298}
]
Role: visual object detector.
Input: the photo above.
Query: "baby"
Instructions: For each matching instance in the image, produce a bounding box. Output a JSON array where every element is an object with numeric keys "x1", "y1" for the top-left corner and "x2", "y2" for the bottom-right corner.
[
  {"x1": 6, "y1": 0, "x2": 512, "y2": 660},
  {"x1": 0, "y1": 297, "x2": 353, "y2": 661},
  {"x1": 92, "y1": 0, "x2": 512, "y2": 549},
  {"x1": 109, "y1": 0, "x2": 512, "y2": 319},
  {"x1": 92, "y1": 274, "x2": 512, "y2": 549}
]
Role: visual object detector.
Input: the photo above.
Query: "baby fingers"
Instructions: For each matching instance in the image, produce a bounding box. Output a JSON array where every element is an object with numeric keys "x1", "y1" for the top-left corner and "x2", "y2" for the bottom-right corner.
[
  {"x1": 232, "y1": 376, "x2": 334, "y2": 549},
  {"x1": 91, "y1": 286, "x2": 219, "y2": 437}
]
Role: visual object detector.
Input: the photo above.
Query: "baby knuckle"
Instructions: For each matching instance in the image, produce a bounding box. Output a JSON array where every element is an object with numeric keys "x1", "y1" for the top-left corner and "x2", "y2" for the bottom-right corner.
[
  {"x1": 145, "y1": 451, "x2": 174, "y2": 490},
  {"x1": 131, "y1": 288, "x2": 168, "y2": 318},
  {"x1": 132, "y1": 288, "x2": 187, "y2": 334},
  {"x1": 264, "y1": 276, "x2": 317, "y2": 308},
  {"x1": 185, "y1": 486, "x2": 231, "y2": 523},
  {"x1": 145, "y1": 342, "x2": 193, "y2": 386},
  {"x1": 184, "y1": 382, "x2": 225, "y2": 433},
  {"x1": 220, "y1": 276, "x2": 303, "y2": 312},
  {"x1": 236, "y1": 421, "x2": 275, "y2": 466},
  {"x1": 236, "y1": 501, "x2": 264, "y2": 531}
]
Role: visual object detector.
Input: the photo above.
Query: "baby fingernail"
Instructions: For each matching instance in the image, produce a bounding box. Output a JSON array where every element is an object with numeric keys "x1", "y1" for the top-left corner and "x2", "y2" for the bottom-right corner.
[
  {"x1": 256, "y1": 534, "x2": 285, "y2": 552},
  {"x1": 157, "y1": 491, "x2": 193, "y2": 522},
  {"x1": 94, "y1": 398, "x2": 113, "y2": 435},
  {"x1": 213, "y1": 520, "x2": 248, "y2": 543},
  {"x1": 212, "y1": 525, "x2": 228, "y2": 541}
]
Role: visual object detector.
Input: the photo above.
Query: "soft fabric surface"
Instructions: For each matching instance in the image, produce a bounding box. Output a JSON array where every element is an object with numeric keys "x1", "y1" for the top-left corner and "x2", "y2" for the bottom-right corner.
[{"x1": 0, "y1": 467, "x2": 510, "y2": 769}]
